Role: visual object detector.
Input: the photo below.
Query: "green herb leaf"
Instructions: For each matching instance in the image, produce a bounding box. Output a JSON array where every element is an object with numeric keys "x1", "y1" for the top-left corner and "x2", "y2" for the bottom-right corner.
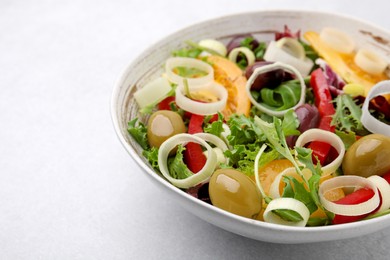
[
  {"x1": 260, "y1": 80, "x2": 302, "y2": 111},
  {"x1": 332, "y1": 94, "x2": 368, "y2": 135},
  {"x1": 283, "y1": 175, "x2": 318, "y2": 214},
  {"x1": 127, "y1": 118, "x2": 149, "y2": 150},
  {"x1": 142, "y1": 147, "x2": 159, "y2": 170},
  {"x1": 335, "y1": 129, "x2": 357, "y2": 149},
  {"x1": 282, "y1": 110, "x2": 300, "y2": 137},
  {"x1": 167, "y1": 145, "x2": 193, "y2": 179},
  {"x1": 204, "y1": 113, "x2": 224, "y2": 137},
  {"x1": 272, "y1": 209, "x2": 304, "y2": 222}
]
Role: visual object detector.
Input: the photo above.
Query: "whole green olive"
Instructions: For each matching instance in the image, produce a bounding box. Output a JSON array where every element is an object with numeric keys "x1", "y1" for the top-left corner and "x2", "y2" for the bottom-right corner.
[
  {"x1": 342, "y1": 134, "x2": 390, "y2": 178},
  {"x1": 147, "y1": 110, "x2": 186, "y2": 148},
  {"x1": 209, "y1": 169, "x2": 262, "y2": 219}
]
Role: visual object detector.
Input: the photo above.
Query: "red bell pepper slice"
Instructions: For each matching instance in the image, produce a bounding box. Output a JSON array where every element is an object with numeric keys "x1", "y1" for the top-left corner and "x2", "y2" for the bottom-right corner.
[
  {"x1": 332, "y1": 188, "x2": 375, "y2": 225},
  {"x1": 158, "y1": 96, "x2": 176, "y2": 111},
  {"x1": 307, "y1": 68, "x2": 336, "y2": 165},
  {"x1": 183, "y1": 114, "x2": 207, "y2": 173}
]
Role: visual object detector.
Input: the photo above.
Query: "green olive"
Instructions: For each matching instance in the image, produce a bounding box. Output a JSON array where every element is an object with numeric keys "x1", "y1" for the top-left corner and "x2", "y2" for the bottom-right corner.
[
  {"x1": 209, "y1": 169, "x2": 262, "y2": 219},
  {"x1": 342, "y1": 134, "x2": 390, "y2": 178},
  {"x1": 147, "y1": 110, "x2": 186, "y2": 148}
]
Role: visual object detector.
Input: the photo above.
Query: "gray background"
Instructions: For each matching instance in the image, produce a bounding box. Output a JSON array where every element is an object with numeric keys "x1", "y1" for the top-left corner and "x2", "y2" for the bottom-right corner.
[{"x1": 1, "y1": 0, "x2": 389, "y2": 259}]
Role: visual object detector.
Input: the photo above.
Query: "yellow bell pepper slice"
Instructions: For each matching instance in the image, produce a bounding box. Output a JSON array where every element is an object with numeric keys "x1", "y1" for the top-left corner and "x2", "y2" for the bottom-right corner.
[{"x1": 304, "y1": 31, "x2": 388, "y2": 97}]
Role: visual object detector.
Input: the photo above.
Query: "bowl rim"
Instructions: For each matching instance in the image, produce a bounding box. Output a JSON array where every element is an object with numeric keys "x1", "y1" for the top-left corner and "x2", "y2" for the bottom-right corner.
[{"x1": 110, "y1": 9, "x2": 390, "y2": 236}]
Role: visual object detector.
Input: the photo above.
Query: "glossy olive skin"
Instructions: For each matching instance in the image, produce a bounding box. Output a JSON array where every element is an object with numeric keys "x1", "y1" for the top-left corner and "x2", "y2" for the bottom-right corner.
[
  {"x1": 342, "y1": 134, "x2": 390, "y2": 178},
  {"x1": 147, "y1": 110, "x2": 186, "y2": 148},
  {"x1": 209, "y1": 169, "x2": 262, "y2": 219}
]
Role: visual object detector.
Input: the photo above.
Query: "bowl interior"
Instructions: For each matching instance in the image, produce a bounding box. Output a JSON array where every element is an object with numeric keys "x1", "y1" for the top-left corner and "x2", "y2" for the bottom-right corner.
[{"x1": 111, "y1": 10, "x2": 390, "y2": 243}]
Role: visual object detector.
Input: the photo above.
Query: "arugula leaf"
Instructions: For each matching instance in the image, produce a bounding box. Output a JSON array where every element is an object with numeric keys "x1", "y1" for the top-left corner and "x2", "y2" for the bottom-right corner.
[
  {"x1": 282, "y1": 175, "x2": 318, "y2": 214},
  {"x1": 260, "y1": 80, "x2": 302, "y2": 111},
  {"x1": 335, "y1": 129, "x2": 357, "y2": 149},
  {"x1": 167, "y1": 145, "x2": 193, "y2": 179},
  {"x1": 300, "y1": 40, "x2": 319, "y2": 63},
  {"x1": 272, "y1": 209, "x2": 304, "y2": 222},
  {"x1": 282, "y1": 110, "x2": 300, "y2": 137},
  {"x1": 332, "y1": 94, "x2": 368, "y2": 135},
  {"x1": 296, "y1": 146, "x2": 334, "y2": 220},
  {"x1": 127, "y1": 118, "x2": 149, "y2": 150}
]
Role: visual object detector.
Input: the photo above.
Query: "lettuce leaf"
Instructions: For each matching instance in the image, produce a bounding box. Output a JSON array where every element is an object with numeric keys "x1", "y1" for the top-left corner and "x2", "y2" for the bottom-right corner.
[
  {"x1": 128, "y1": 118, "x2": 149, "y2": 150},
  {"x1": 167, "y1": 144, "x2": 193, "y2": 179}
]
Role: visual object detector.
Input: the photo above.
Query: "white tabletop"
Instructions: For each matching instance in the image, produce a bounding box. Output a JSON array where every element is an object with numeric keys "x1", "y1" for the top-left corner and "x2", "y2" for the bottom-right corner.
[{"x1": 1, "y1": 0, "x2": 389, "y2": 259}]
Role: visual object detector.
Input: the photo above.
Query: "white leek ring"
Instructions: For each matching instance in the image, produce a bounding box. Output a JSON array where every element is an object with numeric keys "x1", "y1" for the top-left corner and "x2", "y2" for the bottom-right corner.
[
  {"x1": 158, "y1": 133, "x2": 217, "y2": 189},
  {"x1": 254, "y1": 144, "x2": 268, "y2": 198},
  {"x1": 195, "y1": 133, "x2": 228, "y2": 165},
  {"x1": 263, "y1": 198, "x2": 310, "y2": 227},
  {"x1": 295, "y1": 129, "x2": 345, "y2": 177},
  {"x1": 319, "y1": 27, "x2": 355, "y2": 54},
  {"x1": 165, "y1": 57, "x2": 214, "y2": 87},
  {"x1": 361, "y1": 80, "x2": 390, "y2": 137},
  {"x1": 367, "y1": 175, "x2": 390, "y2": 213},
  {"x1": 264, "y1": 41, "x2": 313, "y2": 76},
  {"x1": 269, "y1": 168, "x2": 312, "y2": 199},
  {"x1": 228, "y1": 47, "x2": 255, "y2": 67},
  {"x1": 175, "y1": 82, "x2": 228, "y2": 115},
  {"x1": 134, "y1": 77, "x2": 172, "y2": 108},
  {"x1": 245, "y1": 61, "x2": 306, "y2": 117},
  {"x1": 198, "y1": 39, "x2": 227, "y2": 57},
  {"x1": 354, "y1": 49, "x2": 388, "y2": 75},
  {"x1": 319, "y1": 176, "x2": 380, "y2": 216},
  {"x1": 275, "y1": 37, "x2": 305, "y2": 60}
]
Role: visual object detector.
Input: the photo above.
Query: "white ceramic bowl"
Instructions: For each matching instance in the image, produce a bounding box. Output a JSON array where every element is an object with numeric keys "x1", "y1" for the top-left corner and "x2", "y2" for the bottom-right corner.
[{"x1": 111, "y1": 10, "x2": 390, "y2": 243}]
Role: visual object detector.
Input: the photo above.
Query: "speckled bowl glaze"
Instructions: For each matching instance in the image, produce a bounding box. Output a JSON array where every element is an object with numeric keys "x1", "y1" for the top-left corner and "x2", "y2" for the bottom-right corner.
[{"x1": 111, "y1": 10, "x2": 390, "y2": 243}]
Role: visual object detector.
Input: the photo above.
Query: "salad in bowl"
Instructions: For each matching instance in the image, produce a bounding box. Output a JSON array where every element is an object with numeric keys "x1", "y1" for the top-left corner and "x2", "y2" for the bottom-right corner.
[{"x1": 112, "y1": 10, "x2": 390, "y2": 242}]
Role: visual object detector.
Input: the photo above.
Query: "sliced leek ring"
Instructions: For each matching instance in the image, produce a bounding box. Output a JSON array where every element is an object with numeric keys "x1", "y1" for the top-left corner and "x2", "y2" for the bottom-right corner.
[
  {"x1": 275, "y1": 37, "x2": 305, "y2": 60},
  {"x1": 175, "y1": 81, "x2": 228, "y2": 115},
  {"x1": 264, "y1": 41, "x2": 313, "y2": 76},
  {"x1": 367, "y1": 175, "x2": 390, "y2": 213},
  {"x1": 165, "y1": 57, "x2": 214, "y2": 87},
  {"x1": 319, "y1": 175, "x2": 380, "y2": 216},
  {"x1": 198, "y1": 39, "x2": 227, "y2": 57},
  {"x1": 228, "y1": 47, "x2": 255, "y2": 67},
  {"x1": 319, "y1": 27, "x2": 355, "y2": 54},
  {"x1": 269, "y1": 168, "x2": 312, "y2": 199},
  {"x1": 263, "y1": 198, "x2": 310, "y2": 227},
  {"x1": 158, "y1": 133, "x2": 217, "y2": 189},
  {"x1": 361, "y1": 80, "x2": 390, "y2": 137},
  {"x1": 245, "y1": 61, "x2": 306, "y2": 117},
  {"x1": 295, "y1": 129, "x2": 345, "y2": 177},
  {"x1": 354, "y1": 49, "x2": 388, "y2": 75}
]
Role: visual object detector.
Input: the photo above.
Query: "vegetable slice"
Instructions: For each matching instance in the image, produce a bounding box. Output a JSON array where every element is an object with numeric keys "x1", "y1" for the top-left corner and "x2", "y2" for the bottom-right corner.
[
  {"x1": 263, "y1": 197, "x2": 310, "y2": 227},
  {"x1": 246, "y1": 62, "x2": 306, "y2": 116},
  {"x1": 361, "y1": 80, "x2": 390, "y2": 136},
  {"x1": 158, "y1": 133, "x2": 217, "y2": 188},
  {"x1": 295, "y1": 129, "x2": 345, "y2": 177},
  {"x1": 134, "y1": 77, "x2": 173, "y2": 109},
  {"x1": 228, "y1": 47, "x2": 255, "y2": 67},
  {"x1": 367, "y1": 175, "x2": 390, "y2": 213},
  {"x1": 319, "y1": 27, "x2": 355, "y2": 54},
  {"x1": 198, "y1": 39, "x2": 227, "y2": 56},
  {"x1": 175, "y1": 82, "x2": 228, "y2": 115},
  {"x1": 354, "y1": 49, "x2": 388, "y2": 75},
  {"x1": 264, "y1": 41, "x2": 314, "y2": 76},
  {"x1": 319, "y1": 176, "x2": 380, "y2": 216},
  {"x1": 165, "y1": 57, "x2": 214, "y2": 86}
]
